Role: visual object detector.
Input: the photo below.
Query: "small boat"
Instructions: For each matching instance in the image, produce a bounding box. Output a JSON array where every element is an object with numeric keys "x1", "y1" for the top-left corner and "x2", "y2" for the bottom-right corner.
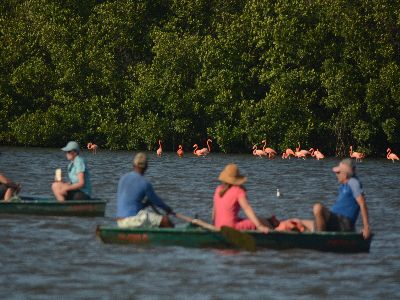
[
  {"x1": 0, "y1": 196, "x2": 107, "y2": 217},
  {"x1": 96, "y1": 226, "x2": 373, "y2": 253}
]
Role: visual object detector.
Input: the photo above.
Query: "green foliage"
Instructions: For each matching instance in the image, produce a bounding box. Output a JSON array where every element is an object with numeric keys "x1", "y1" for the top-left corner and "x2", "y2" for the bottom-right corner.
[{"x1": 1, "y1": 0, "x2": 399, "y2": 156}]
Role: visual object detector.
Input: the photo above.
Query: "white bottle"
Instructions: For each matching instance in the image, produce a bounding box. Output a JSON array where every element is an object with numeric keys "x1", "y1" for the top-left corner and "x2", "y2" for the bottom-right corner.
[
  {"x1": 55, "y1": 168, "x2": 62, "y2": 182},
  {"x1": 276, "y1": 188, "x2": 281, "y2": 197}
]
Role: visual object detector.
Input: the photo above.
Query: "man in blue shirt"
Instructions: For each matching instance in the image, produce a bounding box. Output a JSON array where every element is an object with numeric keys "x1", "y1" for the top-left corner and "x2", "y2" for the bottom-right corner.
[
  {"x1": 313, "y1": 159, "x2": 371, "y2": 239},
  {"x1": 116, "y1": 152, "x2": 174, "y2": 228}
]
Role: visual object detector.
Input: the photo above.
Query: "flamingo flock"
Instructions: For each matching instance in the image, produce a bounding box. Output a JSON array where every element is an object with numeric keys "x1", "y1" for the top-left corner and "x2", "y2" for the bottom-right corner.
[
  {"x1": 150, "y1": 139, "x2": 398, "y2": 163},
  {"x1": 153, "y1": 139, "x2": 213, "y2": 157}
]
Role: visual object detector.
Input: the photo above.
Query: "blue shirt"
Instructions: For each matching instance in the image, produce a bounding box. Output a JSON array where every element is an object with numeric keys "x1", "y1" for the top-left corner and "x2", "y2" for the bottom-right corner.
[
  {"x1": 67, "y1": 155, "x2": 92, "y2": 197},
  {"x1": 116, "y1": 171, "x2": 171, "y2": 218},
  {"x1": 331, "y1": 177, "x2": 363, "y2": 224}
]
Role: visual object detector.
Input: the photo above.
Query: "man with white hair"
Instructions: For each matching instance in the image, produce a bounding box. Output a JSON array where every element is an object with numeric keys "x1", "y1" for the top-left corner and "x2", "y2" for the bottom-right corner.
[
  {"x1": 116, "y1": 152, "x2": 174, "y2": 228},
  {"x1": 313, "y1": 159, "x2": 371, "y2": 239}
]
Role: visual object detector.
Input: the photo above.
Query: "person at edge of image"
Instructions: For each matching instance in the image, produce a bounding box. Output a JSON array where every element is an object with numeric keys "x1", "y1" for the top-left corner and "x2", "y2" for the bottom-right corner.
[
  {"x1": 312, "y1": 158, "x2": 371, "y2": 239},
  {"x1": 116, "y1": 152, "x2": 174, "y2": 228},
  {"x1": 0, "y1": 172, "x2": 21, "y2": 201},
  {"x1": 51, "y1": 141, "x2": 92, "y2": 202},
  {"x1": 212, "y1": 163, "x2": 272, "y2": 234}
]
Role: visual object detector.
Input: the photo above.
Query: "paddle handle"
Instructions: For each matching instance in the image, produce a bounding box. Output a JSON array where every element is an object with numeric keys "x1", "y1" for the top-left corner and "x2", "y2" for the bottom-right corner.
[{"x1": 174, "y1": 213, "x2": 218, "y2": 232}]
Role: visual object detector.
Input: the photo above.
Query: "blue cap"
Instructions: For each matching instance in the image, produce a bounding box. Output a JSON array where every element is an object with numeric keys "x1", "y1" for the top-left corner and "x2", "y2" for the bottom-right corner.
[{"x1": 61, "y1": 141, "x2": 80, "y2": 152}]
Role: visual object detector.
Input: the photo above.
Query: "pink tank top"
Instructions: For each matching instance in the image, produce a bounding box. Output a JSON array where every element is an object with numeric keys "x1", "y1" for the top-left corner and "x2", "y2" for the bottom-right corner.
[{"x1": 213, "y1": 185, "x2": 246, "y2": 229}]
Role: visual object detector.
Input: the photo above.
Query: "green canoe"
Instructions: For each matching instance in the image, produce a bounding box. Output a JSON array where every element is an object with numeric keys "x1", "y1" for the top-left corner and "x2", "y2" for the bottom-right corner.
[
  {"x1": 96, "y1": 226, "x2": 373, "y2": 253},
  {"x1": 0, "y1": 196, "x2": 107, "y2": 217}
]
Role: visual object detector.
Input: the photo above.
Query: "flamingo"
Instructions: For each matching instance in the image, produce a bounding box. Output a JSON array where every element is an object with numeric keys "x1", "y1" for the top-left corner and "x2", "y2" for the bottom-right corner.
[
  {"x1": 193, "y1": 139, "x2": 212, "y2": 156},
  {"x1": 387, "y1": 148, "x2": 399, "y2": 163},
  {"x1": 283, "y1": 148, "x2": 295, "y2": 159},
  {"x1": 349, "y1": 146, "x2": 365, "y2": 162},
  {"x1": 294, "y1": 142, "x2": 309, "y2": 159},
  {"x1": 309, "y1": 148, "x2": 325, "y2": 160},
  {"x1": 87, "y1": 142, "x2": 98, "y2": 154},
  {"x1": 253, "y1": 145, "x2": 266, "y2": 158},
  {"x1": 177, "y1": 145, "x2": 184, "y2": 157},
  {"x1": 294, "y1": 151, "x2": 307, "y2": 159},
  {"x1": 297, "y1": 142, "x2": 310, "y2": 156},
  {"x1": 315, "y1": 149, "x2": 325, "y2": 160},
  {"x1": 261, "y1": 140, "x2": 277, "y2": 159},
  {"x1": 156, "y1": 140, "x2": 163, "y2": 156}
]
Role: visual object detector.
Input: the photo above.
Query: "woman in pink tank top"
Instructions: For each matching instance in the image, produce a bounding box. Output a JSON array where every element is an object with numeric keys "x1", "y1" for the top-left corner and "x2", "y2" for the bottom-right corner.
[{"x1": 212, "y1": 164, "x2": 270, "y2": 233}]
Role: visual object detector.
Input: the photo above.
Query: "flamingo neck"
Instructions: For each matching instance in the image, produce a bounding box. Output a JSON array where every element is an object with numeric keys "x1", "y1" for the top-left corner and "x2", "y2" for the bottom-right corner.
[{"x1": 253, "y1": 146, "x2": 257, "y2": 155}]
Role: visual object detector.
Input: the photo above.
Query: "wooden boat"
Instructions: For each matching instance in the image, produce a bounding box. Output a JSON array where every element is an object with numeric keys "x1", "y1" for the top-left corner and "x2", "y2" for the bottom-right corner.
[
  {"x1": 96, "y1": 226, "x2": 373, "y2": 253},
  {"x1": 0, "y1": 196, "x2": 107, "y2": 217}
]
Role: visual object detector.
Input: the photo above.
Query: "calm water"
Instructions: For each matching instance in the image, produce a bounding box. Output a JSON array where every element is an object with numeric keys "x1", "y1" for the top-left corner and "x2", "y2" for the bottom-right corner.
[{"x1": 0, "y1": 146, "x2": 399, "y2": 299}]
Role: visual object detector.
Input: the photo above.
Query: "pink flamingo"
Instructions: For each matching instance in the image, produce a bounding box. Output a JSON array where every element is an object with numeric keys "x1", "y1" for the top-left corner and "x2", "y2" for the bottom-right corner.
[
  {"x1": 156, "y1": 140, "x2": 163, "y2": 156},
  {"x1": 193, "y1": 139, "x2": 212, "y2": 156},
  {"x1": 177, "y1": 145, "x2": 184, "y2": 157},
  {"x1": 282, "y1": 148, "x2": 295, "y2": 159},
  {"x1": 387, "y1": 148, "x2": 399, "y2": 163},
  {"x1": 294, "y1": 142, "x2": 309, "y2": 159},
  {"x1": 294, "y1": 151, "x2": 307, "y2": 159},
  {"x1": 87, "y1": 142, "x2": 98, "y2": 154},
  {"x1": 253, "y1": 145, "x2": 266, "y2": 158},
  {"x1": 315, "y1": 149, "x2": 325, "y2": 160},
  {"x1": 309, "y1": 148, "x2": 325, "y2": 160},
  {"x1": 349, "y1": 146, "x2": 364, "y2": 162},
  {"x1": 261, "y1": 140, "x2": 277, "y2": 159},
  {"x1": 298, "y1": 142, "x2": 310, "y2": 156}
]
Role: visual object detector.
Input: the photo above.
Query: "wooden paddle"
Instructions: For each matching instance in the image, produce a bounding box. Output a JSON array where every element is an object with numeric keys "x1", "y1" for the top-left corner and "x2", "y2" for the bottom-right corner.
[{"x1": 174, "y1": 213, "x2": 256, "y2": 252}]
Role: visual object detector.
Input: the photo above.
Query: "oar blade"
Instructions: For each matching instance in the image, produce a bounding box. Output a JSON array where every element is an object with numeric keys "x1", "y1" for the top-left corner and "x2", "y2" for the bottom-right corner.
[{"x1": 220, "y1": 226, "x2": 256, "y2": 252}]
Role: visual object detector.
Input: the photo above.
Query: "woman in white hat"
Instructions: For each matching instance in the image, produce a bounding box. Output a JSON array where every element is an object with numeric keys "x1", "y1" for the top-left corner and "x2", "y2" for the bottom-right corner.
[
  {"x1": 212, "y1": 164, "x2": 270, "y2": 233},
  {"x1": 52, "y1": 141, "x2": 92, "y2": 201}
]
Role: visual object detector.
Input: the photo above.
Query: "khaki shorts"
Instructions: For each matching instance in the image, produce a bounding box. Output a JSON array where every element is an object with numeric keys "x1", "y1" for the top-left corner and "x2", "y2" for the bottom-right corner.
[{"x1": 117, "y1": 209, "x2": 162, "y2": 228}]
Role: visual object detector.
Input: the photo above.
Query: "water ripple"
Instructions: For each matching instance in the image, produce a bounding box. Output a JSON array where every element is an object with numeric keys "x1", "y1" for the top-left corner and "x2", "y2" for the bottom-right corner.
[{"x1": 0, "y1": 147, "x2": 399, "y2": 299}]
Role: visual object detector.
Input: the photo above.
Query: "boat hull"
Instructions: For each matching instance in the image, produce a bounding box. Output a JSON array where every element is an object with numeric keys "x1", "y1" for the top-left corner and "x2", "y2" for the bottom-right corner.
[
  {"x1": 0, "y1": 196, "x2": 107, "y2": 217},
  {"x1": 96, "y1": 226, "x2": 372, "y2": 253}
]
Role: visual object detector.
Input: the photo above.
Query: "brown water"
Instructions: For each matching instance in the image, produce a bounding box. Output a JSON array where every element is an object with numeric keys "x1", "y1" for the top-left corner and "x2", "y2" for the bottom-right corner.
[{"x1": 0, "y1": 146, "x2": 399, "y2": 299}]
